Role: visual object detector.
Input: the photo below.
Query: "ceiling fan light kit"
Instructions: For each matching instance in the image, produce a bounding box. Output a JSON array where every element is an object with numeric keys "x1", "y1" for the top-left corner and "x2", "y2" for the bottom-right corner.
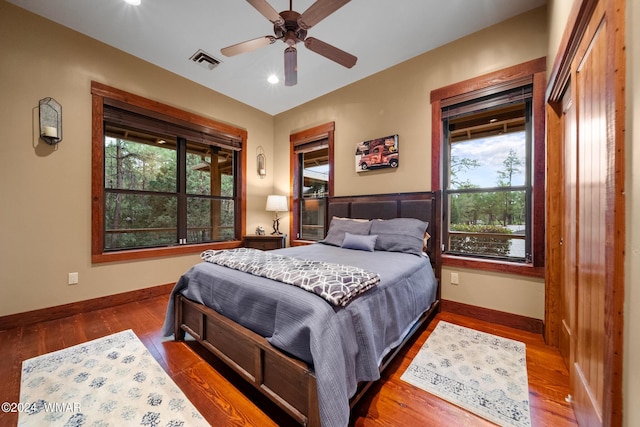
[
  {"x1": 222, "y1": 0, "x2": 356, "y2": 86},
  {"x1": 284, "y1": 46, "x2": 298, "y2": 86}
]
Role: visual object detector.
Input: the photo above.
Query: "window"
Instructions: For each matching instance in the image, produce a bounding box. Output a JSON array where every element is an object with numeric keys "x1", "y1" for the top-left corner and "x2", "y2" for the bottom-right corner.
[
  {"x1": 298, "y1": 146, "x2": 329, "y2": 241},
  {"x1": 104, "y1": 130, "x2": 236, "y2": 250},
  {"x1": 431, "y1": 59, "x2": 546, "y2": 276},
  {"x1": 443, "y1": 86, "x2": 532, "y2": 262},
  {"x1": 290, "y1": 122, "x2": 334, "y2": 245},
  {"x1": 92, "y1": 82, "x2": 246, "y2": 262}
]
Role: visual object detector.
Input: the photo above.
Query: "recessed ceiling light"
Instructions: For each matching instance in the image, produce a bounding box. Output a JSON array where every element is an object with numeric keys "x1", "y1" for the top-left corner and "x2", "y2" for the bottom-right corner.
[
  {"x1": 267, "y1": 74, "x2": 279, "y2": 84},
  {"x1": 124, "y1": 0, "x2": 141, "y2": 5}
]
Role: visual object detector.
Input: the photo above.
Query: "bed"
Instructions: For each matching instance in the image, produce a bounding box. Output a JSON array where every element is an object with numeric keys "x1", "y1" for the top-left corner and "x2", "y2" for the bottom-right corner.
[{"x1": 162, "y1": 192, "x2": 441, "y2": 427}]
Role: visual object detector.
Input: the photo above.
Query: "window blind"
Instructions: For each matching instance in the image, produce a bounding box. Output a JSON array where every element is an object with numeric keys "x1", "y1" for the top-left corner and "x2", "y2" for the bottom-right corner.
[
  {"x1": 103, "y1": 99, "x2": 242, "y2": 150},
  {"x1": 441, "y1": 78, "x2": 533, "y2": 119}
]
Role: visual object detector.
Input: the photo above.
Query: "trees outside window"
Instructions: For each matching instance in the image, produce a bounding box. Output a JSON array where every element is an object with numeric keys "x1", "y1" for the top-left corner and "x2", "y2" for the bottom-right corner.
[
  {"x1": 92, "y1": 82, "x2": 246, "y2": 262},
  {"x1": 103, "y1": 133, "x2": 236, "y2": 250},
  {"x1": 444, "y1": 99, "x2": 531, "y2": 262}
]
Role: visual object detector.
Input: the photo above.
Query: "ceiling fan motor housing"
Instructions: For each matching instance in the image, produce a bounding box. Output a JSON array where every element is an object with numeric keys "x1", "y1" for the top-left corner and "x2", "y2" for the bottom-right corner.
[{"x1": 275, "y1": 10, "x2": 307, "y2": 46}]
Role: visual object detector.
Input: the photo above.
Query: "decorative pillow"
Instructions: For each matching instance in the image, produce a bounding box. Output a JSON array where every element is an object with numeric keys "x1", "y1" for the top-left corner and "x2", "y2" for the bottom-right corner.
[
  {"x1": 370, "y1": 218, "x2": 429, "y2": 256},
  {"x1": 332, "y1": 216, "x2": 369, "y2": 223},
  {"x1": 319, "y1": 217, "x2": 372, "y2": 247},
  {"x1": 342, "y1": 232, "x2": 378, "y2": 252}
]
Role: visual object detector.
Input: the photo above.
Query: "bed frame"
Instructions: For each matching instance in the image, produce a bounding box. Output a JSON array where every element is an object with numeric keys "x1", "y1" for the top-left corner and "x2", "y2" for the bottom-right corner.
[{"x1": 173, "y1": 191, "x2": 441, "y2": 426}]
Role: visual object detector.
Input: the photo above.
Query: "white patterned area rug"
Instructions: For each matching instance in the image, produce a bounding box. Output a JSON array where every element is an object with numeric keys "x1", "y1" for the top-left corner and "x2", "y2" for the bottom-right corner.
[
  {"x1": 401, "y1": 321, "x2": 531, "y2": 427},
  {"x1": 19, "y1": 329, "x2": 208, "y2": 426}
]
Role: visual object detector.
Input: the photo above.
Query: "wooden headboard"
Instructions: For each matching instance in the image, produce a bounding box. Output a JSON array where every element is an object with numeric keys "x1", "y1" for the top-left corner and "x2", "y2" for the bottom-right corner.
[{"x1": 326, "y1": 191, "x2": 441, "y2": 279}]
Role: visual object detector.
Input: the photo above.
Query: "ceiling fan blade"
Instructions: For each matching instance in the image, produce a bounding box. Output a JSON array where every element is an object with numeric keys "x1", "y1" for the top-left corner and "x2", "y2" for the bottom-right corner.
[
  {"x1": 304, "y1": 37, "x2": 357, "y2": 68},
  {"x1": 246, "y1": 0, "x2": 284, "y2": 25},
  {"x1": 284, "y1": 46, "x2": 297, "y2": 86},
  {"x1": 221, "y1": 36, "x2": 276, "y2": 57},
  {"x1": 299, "y1": 0, "x2": 350, "y2": 30}
]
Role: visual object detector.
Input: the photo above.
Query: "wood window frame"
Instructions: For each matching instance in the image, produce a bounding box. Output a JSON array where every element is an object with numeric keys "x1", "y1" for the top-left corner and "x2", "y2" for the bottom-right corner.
[
  {"x1": 91, "y1": 81, "x2": 247, "y2": 263},
  {"x1": 289, "y1": 122, "x2": 335, "y2": 246},
  {"x1": 431, "y1": 58, "x2": 546, "y2": 277}
]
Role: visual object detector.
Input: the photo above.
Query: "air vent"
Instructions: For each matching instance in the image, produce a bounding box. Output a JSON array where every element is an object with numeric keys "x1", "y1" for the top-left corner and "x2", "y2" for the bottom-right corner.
[{"x1": 189, "y1": 49, "x2": 221, "y2": 70}]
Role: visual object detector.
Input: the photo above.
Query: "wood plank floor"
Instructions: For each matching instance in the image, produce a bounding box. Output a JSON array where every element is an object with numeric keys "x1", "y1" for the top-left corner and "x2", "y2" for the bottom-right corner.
[{"x1": 0, "y1": 295, "x2": 577, "y2": 426}]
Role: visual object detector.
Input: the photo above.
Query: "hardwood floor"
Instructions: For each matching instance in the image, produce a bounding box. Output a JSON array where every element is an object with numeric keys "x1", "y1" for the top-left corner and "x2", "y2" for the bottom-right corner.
[{"x1": 0, "y1": 295, "x2": 577, "y2": 426}]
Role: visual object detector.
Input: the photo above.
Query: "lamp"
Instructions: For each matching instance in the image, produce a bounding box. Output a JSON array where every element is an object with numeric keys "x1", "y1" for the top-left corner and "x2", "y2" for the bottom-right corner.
[
  {"x1": 257, "y1": 146, "x2": 266, "y2": 178},
  {"x1": 266, "y1": 195, "x2": 288, "y2": 235},
  {"x1": 39, "y1": 97, "x2": 62, "y2": 145}
]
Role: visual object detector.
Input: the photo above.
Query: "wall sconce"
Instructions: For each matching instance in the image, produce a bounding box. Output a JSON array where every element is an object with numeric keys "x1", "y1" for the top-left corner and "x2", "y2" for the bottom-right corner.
[
  {"x1": 266, "y1": 195, "x2": 288, "y2": 235},
  {"x1": 39, "y1": 97, "x2": 62, "y2": 145},
  {"x1": 257, "y1": 146, "x2": 266, "y2": 178}
]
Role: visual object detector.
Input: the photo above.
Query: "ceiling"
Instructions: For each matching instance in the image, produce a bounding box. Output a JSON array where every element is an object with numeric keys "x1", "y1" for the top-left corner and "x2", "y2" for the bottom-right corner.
[{"x1": 8, "y1": 0, "x2": 546, "y2": 116}]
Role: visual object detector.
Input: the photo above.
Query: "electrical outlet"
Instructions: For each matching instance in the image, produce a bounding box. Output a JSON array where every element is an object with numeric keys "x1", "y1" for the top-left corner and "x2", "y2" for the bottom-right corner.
[
  {"x1": 68, "y1": 272, "x2": 79, "y2": 285},
  {"x1": 450, "y1": 272, "x2": 459, "y2": 285}
]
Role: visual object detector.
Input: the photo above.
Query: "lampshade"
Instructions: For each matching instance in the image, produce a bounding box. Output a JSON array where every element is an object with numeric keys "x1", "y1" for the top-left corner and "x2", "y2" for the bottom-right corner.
[{"x1": 266, "y1": 195, "x2": 288, "y2": 212}]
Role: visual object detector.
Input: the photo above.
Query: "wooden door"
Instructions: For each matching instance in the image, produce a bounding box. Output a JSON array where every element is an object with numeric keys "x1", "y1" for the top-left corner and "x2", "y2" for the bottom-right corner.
[
  {"x1": 570, "y1": 2, "x2": 608, "y2": 425},
  {"x1": 545, "y1": 0, "x2": 625, "y2": 425},
  {"x1": 559, "y1": 85, "x2": 577, "y2": 379}
]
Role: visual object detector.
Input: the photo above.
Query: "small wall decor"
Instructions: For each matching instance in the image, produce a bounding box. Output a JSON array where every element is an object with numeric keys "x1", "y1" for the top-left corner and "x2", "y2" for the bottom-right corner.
[
  {"x1": 256, "y1": 145, "x2": 266, "y2": 178},
  {"x1": 39, "y1": 97, "x2": 62, "y2": 145},
  {"x1": 355, "y1": 134, "x2": 398, "y2": 172}
]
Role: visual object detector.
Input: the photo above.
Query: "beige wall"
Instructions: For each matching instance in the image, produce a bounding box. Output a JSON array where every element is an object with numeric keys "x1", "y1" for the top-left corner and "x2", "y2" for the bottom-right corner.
[
  {"x1": 625, "y1": 0, "x2": 639, "y2": 425},
  {"x1": 0, "y1": 1, "x2": 275, "y2": 316},
  {"x1": 274, "y1": 7, "x2": 548, "y2": 320},
  {"x1": 547, "y1": 0, "x2": 574, "y2": 71}
]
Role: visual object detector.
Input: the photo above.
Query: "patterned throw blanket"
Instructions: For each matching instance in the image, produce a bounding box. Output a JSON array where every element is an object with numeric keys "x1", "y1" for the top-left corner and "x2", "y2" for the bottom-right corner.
[{"x1": 201, "y1": 248, "x2": 380, "y2": 306}]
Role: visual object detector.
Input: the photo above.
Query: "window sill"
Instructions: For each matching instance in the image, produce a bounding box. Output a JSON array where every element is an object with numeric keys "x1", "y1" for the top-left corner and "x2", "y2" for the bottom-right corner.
[
  {"x1": 92, "y1": 240, "x2": 243, "y2": 263},
  {"x1": 442, "y1": 254, "x2": 544, "y2": 278}
]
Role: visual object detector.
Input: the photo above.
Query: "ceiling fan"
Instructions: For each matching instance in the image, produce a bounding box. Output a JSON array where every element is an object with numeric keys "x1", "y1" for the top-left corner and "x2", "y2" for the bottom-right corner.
[{"x1": 221, "y1": 0, "x2": 357, "y2": 86}]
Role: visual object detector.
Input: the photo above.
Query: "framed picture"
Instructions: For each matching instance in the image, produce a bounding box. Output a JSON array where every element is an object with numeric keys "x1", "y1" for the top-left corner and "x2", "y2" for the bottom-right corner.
[{"x1": 355, "y1": 134, "x2": 398, "y2": 172}]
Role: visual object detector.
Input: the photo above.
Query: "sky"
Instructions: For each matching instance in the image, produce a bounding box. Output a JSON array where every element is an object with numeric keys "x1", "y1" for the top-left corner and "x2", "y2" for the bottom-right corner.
[{"x1": 450, "y1": 131, "x2": 526, "y2": 189}]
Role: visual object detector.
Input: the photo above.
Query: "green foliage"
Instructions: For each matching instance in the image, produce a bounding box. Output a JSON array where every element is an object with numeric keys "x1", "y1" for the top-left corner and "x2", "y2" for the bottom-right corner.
[
  {"x1": 496, "y1": 149, "x2": 524, "y2": 226},
  {"x1": 450, "y1": 191, "x2": 526, "y2": 227},
  {"x1": 448, "y1": 147, "x2": 527, "y2": 258},
  {"x1": 450, "y1": 224, "x2": 512, "y2": 233},
  {"x1": 104, "y1": 138, "x2": 236, "y2": 250},
  {"x1": 449, "y1": 224, "x2": 512, "y2": 257},
  {"x1": 449, "y1": 155, "x2": 480, "y2": 189}
]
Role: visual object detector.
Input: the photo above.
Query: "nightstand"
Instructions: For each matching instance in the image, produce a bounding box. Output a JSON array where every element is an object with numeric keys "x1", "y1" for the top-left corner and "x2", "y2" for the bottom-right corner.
[{"x1": 243, "y1": 234, "x2": 287, "y2": 250}]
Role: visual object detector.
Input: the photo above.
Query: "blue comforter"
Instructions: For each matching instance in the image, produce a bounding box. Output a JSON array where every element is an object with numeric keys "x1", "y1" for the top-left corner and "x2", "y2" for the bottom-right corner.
[{"x1": 162, "y1": 244, "x2": 438, "y2": 427}]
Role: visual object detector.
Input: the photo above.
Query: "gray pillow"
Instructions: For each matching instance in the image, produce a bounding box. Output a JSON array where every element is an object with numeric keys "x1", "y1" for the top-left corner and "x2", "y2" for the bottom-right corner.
[
  {"x1": 370, "y1": 218, "x2": 429, "y2": 256},
  {"x1": 319, "y1": 217, "x2": 372, "y2": 247},
  {"x1": 342, "y1": 232, "x2": 378, "y2": 252}
]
